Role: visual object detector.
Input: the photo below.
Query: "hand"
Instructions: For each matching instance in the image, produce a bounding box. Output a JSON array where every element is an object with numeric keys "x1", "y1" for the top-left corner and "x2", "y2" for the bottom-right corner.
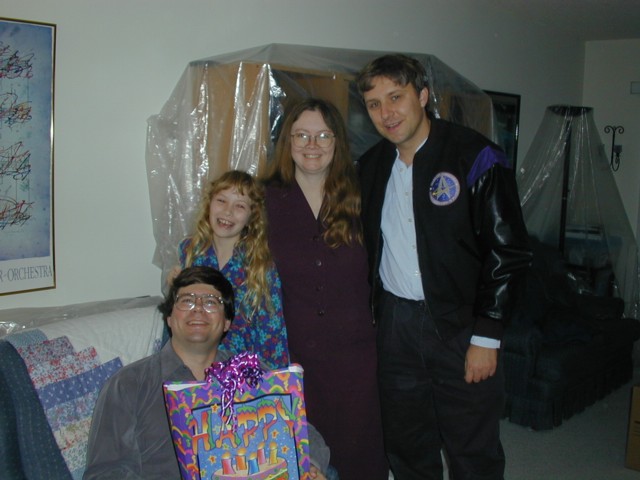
[
  {"x1": 166, "y1": 265, "x2": 181, "y2": 286},
  {"x1": 310, "y1": 465, "x2": 327, "y2": 480},
  {"x1": 464, "y1": 344, "x2": 498, "y2": 384}
]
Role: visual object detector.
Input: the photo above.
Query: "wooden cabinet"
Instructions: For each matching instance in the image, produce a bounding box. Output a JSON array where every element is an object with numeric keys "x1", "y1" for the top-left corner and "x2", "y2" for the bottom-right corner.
[
  {"x1": 188, "y1": 59, "x2": 353, "y2": 180},
  {"x1": 181, "y1": 45, "x2": 493, "y2": 179}
]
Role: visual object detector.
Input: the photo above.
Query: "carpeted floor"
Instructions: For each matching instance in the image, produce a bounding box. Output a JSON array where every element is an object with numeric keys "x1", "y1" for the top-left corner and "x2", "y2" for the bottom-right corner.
[
  {"x1": 501, "y1": 377, "x2": 639, "y2": 480},
  {"x1": 388, "y1": 375, "x2": 640, "y2": 479}
]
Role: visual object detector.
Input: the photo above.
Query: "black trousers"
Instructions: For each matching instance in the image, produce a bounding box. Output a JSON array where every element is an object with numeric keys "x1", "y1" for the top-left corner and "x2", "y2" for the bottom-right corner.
[{"x1": 377, "y1": 290, "x2": 505, "y2": 480}]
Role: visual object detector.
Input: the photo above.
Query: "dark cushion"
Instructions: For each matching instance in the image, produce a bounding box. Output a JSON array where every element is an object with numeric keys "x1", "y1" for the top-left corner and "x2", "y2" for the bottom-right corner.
[
  {"x1": 0, "y1": 347, "x2": 26, "y2": 480},
  {"x1": 0, "y1": 340, "x2": 72, "y2": 480},
  {"x1": 575, "y1": 294, "x2": 624, "y2": 323},
  {"x1": 538, "y1": 307, "x2": 593, "y2": 346}
]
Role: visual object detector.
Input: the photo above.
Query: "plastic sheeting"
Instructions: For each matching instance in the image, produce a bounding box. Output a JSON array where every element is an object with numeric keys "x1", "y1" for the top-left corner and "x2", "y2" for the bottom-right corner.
[
  {"x1": 0, "y1": 295, "x2": 162, "y2": 338},
  {"x1": 517, "y1": 105, "x2": 639, "y2": 318},
  {"x1": 146, "y1": 43, "x2": 495, "y2": 288}
]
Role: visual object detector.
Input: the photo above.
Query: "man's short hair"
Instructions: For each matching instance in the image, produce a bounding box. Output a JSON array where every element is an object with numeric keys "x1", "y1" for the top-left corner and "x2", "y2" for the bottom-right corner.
[
  {"x1": 356, "y1": 53, "x2": 427, "y2": 96},
  {"x1": 158, "y1": 266, "x2": 235, "y2": 322}
]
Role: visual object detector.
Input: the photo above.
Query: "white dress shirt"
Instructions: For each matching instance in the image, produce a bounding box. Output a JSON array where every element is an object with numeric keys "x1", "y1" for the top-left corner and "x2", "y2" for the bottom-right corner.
[{"x1": 379, "y1": 148, "x2": 499, "y2": 349}]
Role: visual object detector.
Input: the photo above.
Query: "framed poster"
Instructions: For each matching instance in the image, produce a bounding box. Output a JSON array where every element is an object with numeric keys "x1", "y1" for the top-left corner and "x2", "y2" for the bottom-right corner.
[
  {"x1": 485, "y1": 90, "x2": 520, "y2": 168},
  {"x1": 0, "y1": 18, "x2": 56, "y2": 295}
]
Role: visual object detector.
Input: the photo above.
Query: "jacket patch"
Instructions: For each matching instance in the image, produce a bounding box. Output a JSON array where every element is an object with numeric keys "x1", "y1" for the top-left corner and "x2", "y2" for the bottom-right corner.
[{"x1": 429, "y1": 172, "x2": 460, "y2": 206}]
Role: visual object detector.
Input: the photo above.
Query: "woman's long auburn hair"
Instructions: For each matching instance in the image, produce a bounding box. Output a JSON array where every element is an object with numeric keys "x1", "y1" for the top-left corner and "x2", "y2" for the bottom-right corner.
[
  {"x1": 262, "y1": 98, "x2": 363, "y2": 247},
  {"x1": 182, "y1": 170, "x2": 274, "y2": 319}
]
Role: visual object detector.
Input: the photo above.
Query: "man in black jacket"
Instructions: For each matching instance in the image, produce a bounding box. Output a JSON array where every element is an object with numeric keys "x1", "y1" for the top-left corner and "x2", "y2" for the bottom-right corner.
[{"x1": 356, "y1": 54, "x2": 531, "y2": 480}]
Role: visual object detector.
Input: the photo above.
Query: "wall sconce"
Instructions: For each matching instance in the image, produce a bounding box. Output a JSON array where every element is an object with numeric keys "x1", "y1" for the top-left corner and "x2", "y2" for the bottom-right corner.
[{"x1": 604, "y1": 125, "x2": 624, "y2": 171}]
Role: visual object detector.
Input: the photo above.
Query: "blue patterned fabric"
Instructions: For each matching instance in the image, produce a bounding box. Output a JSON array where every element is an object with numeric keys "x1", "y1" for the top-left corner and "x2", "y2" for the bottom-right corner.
[
  {"x1": 179, "y1": 239, "x2": 290, "y2": 369},
  {"x1": 1, "y1": 303, "x2": 165, "y2": 479},
  {"x1": 4, "y1": 328, "x2": 47, "y2": 348},
  {"x1": 0, "y1": 339, "x2": 73, "y2": 480},
  {"x1": 5, "y1": 332, "x2": 124, "y2": 479}
]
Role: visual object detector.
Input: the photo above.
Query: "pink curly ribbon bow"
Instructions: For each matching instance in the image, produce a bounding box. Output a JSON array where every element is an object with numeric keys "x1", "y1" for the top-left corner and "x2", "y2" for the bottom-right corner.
[{"x1": 205, "y1": 352, "x2": 263, "y2": 430}]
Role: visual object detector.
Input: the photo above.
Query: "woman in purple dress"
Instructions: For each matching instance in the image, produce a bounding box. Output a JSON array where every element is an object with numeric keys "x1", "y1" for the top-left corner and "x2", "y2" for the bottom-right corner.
[{"x1": 262, "y1": 99, "x2": 388, "y2": 480}]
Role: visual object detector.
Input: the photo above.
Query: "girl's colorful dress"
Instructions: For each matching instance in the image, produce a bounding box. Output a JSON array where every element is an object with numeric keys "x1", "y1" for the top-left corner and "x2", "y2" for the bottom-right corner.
[{"x1": 179, "y1": 239, "x2": 289, "y2": 369}]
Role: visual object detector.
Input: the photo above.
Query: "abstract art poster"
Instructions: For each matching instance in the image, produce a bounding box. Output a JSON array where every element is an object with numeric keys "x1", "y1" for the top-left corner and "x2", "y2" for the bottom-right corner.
[{"x1": 0, "y1": 17, "x2": 56, "y2": 294}]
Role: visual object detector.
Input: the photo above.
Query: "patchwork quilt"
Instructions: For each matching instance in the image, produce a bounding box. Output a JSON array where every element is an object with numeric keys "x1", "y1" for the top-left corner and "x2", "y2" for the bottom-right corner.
[{"x1": 5, "y1": 305, "x2": 165, "y2": 479}]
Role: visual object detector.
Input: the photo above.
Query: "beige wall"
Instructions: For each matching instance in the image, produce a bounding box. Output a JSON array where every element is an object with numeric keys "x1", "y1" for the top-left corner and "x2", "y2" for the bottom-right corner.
[
  {"x1": 583, "y1": 39, "x2": 640, "y2": 240},
  {"x1": 0, "y1": 0, "x2": 604, "y2": 309}
]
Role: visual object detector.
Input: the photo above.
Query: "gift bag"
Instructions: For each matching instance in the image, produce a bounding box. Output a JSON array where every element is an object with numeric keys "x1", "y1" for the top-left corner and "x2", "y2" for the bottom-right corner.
[{"x1": 163, "y1": 361, "x2": 310, "y2": 480}]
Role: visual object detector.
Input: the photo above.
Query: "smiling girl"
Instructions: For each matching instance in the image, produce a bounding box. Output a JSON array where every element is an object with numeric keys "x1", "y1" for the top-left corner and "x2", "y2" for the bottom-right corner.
[{"x1": 177, "y1": 170, "x2": 289, "y2": 369}]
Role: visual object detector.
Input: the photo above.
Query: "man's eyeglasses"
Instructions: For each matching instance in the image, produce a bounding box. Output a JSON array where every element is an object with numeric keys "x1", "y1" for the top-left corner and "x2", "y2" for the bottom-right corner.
[
  {"x1": 175, "y1": 293, "x2": 224, "y2": 314},
  {"x1": 291, "y1": 132, "x2": 335, "y2": 148}
]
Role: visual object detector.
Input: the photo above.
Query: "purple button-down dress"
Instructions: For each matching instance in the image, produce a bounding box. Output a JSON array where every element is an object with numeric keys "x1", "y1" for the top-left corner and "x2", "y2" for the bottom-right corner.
[{"x1": 265, "y1": 182, "x2": 387, "y2": 480}]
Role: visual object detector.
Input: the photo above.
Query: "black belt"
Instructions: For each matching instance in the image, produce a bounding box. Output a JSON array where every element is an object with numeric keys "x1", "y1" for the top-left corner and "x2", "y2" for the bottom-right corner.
[{"x1": 383, "y1": 289, "x2": 427, "y2": 309}]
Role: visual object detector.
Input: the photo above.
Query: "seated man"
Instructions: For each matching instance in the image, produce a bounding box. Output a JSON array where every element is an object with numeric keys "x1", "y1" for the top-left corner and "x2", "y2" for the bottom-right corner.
[{"x1": 84, "y1": 266, "x2": 330, "y2": 479}]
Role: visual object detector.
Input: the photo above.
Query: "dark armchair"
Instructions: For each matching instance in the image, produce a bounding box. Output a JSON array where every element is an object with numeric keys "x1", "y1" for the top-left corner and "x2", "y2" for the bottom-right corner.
[{"x1": 502, "y1": 237, "x2": 640, "y2": 430}]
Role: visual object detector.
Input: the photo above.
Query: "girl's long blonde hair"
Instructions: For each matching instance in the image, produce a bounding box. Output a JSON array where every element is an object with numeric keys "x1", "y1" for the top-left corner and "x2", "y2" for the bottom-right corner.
[
  {"x1": 262, "y1": 98, "x2": 363, "y2": 247},
  {"x1": 182, "y1": 170, "x2": 274, "y2": 319}
]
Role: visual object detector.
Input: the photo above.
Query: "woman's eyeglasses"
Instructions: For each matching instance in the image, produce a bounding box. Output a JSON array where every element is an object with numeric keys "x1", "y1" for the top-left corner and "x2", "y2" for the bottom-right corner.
[{"x1": 291, "y1": 132, "x2": 335, "y2": 148}]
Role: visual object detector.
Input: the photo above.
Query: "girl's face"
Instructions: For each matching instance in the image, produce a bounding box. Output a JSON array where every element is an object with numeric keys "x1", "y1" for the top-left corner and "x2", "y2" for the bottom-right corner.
[
  {"x1": 290, "y1": 109, "x2": 335, "y2": 179},
  {"x1": 208, "y1": 186, "x2": 252, "y2": 243}
]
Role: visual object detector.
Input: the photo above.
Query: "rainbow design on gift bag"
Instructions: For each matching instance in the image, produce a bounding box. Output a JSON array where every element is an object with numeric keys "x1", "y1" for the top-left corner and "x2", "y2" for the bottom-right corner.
[
  {"x1": 215, "y1": 442, "x2": 289, "y2": 479},
  {"x1": 164, "y1": 365, "x2": 310, "y2": 480}
]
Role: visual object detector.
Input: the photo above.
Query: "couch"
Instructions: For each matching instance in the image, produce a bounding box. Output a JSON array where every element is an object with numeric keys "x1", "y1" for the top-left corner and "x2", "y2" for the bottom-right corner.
[
  {"x1": 0, "y1": 296, "x2": 165, "y2": 480},
  {"x1": 502, "y1": 237, "x2": 640, "y2": 430}
]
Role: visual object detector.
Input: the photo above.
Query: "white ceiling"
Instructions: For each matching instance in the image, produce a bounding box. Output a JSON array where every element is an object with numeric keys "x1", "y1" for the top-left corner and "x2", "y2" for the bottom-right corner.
[{"x1": 484, "y1": 0, "x2": 640, "y2": 41}]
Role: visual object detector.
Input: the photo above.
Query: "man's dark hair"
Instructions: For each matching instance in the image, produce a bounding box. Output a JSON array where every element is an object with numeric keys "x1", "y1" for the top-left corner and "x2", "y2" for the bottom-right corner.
[
  {"x1": 158, "y1": 266, "x2": 235, "y2": 323},
  {"x1": 355, "y1": 53, "x2": 428, "y2": 96}
]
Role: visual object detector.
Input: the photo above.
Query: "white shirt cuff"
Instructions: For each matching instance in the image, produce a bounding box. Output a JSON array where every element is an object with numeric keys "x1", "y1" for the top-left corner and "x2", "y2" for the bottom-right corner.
[{"x1": 470, "y1": 335, "x2": 501, "y2": 349}]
